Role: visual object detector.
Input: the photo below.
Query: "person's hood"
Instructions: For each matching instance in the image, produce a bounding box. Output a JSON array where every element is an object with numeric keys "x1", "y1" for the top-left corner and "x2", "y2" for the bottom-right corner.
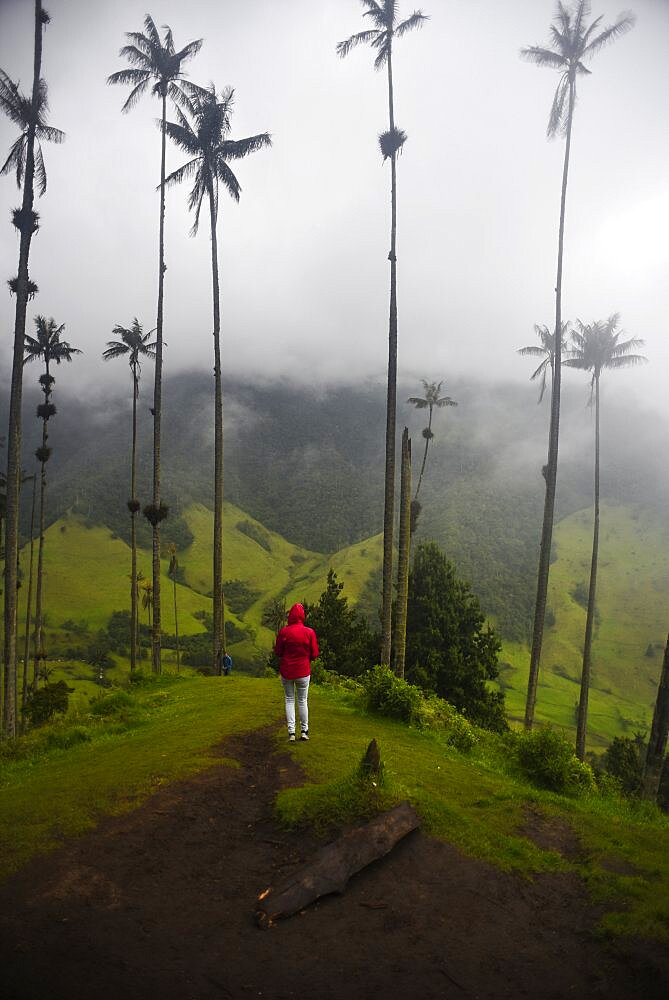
[{"x1": 287, "y1": 603, "x2": 305, "y2": 625}]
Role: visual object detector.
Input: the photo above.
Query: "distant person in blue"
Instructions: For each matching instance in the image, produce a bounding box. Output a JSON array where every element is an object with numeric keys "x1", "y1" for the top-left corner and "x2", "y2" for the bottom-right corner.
[{"x1": 221, "y1": 651, "x2": 233, "y2": 676}]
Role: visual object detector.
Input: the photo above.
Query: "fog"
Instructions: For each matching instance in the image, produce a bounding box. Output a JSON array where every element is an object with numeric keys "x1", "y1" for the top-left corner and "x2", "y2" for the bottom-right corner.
[{"x1": 1, "y1": 0, "x2": 668, "y2": 418}]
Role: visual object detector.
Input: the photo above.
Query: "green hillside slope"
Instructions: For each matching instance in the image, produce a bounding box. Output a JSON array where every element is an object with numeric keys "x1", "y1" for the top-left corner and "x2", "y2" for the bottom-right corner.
[
  {"x1": 500, "y1": 503, "x2": 669, "y2": 748},
  {"x1": 8, "y1": 502, "x2": 383, "y2": 675},
  {"x1": 6, "y1": 499, "x2": 666, "y2": 751}
]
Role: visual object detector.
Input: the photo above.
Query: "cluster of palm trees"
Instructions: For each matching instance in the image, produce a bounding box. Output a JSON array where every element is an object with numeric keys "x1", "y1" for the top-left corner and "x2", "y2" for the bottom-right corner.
[
  {"x1": 519, "y1": 315, "x2": 646, "y2": 759},
  {"x1": 518, "y1": 2, "x2": 667, "y2": 797},
  {"x1": 106, "y1": 17, "x2": 271, "y2": 679}
]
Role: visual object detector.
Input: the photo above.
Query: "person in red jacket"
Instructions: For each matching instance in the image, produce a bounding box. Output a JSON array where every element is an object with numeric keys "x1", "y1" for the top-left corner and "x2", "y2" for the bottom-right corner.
[{"x1": 275, "y1": 603, "x2": 319, "y2": 742}]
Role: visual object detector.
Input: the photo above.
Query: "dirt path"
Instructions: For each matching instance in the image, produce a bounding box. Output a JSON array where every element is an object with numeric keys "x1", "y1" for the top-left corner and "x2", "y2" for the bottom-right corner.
[{"x1": 0, "y1": 725, "x2": 667, "y2": 1000}]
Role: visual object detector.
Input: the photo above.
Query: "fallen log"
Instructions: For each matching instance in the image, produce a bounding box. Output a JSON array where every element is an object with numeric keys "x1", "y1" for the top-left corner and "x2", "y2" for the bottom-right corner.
[{"x1": 254, "y1": 800, "x2": 420, "y2": 928}]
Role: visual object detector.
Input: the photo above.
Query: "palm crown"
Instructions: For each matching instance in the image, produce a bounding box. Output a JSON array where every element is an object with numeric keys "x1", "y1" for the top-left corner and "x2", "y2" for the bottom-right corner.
[
  {"x1": 163, "y1": 85, "x2": 271, "y2": 234},
  {"x1": 565, "y1": 314, "x2": 646, "y2": 397},
  {"x1": 521, "y1": 1, "x2": 635, "y2": 137},
  {"x1": 0, "y1": 70, "x2": 64, "y2": 194},
  {"x1": 103, "y1": 319, "x2": 157, "y2": 380},
  {"x1": 518, "y1": 322, "x2": 571, "y2": 403},
  {"x1": 24, "y1": 316, "x2": 81, "y2": 368},
  {"x1": 107, "y1": 14, "x2": 203, "y2": 111},
  {"x1": 336, "y1": 1, "x2": 427, "y2": 68},
  {"x1": 408, "y1": 379, "x2": 457, "y2": 414}
]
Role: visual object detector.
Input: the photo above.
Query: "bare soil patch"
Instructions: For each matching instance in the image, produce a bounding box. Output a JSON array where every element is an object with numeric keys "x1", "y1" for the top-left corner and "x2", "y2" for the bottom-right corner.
[{"x1": 0, "y1": 724, "x2": 667, "y2": 1000}]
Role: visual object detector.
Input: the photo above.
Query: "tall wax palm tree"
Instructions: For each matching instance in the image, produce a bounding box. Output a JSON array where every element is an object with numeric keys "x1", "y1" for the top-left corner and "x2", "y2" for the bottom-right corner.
[
  {"x1": 108, "y1": 15, "x2": 203, "y2": 675},
  {"x1": 24, "y1": 316, "x2": 81, "y2": 685},
  {"x1": 103, "y1": 319, "x2": 156, "y2": 672},
  {"x1": 407, "y1": 379, "x2": 457, "y2": 504},
  {"x1": 643, "y1": 637, "x2": 669, "y2": 802},
  {"x1": 518, "y1": 323, "x2": 571, "y2": 404},
  {"x1": 21, "y1": 472, "x2": 37, "y2": 711},
  {"x1": 1, "y1": 0, "x2": 63, "y2": 737},
  {"x1": 521, "y1": 1, "x2": 635, "y2": 730},
  {"x1": 167, "y1": 543, "x2": 181, "y2": 672},
  {"x1": 565, "y1": 314, "x2": 645, "y2": 759},
  {"x1": 338, "y1": 1, "x2": 427, "y2": 667},
  {"x1": 163, "y1": 85, "x2": 271, "y2": 671}
]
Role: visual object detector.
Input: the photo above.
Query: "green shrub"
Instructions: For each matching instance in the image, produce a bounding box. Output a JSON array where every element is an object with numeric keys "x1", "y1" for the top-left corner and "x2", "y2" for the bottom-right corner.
[
  {"x1": 23, "y1": 681, "x2": 73, "y2": 726},
  {"x1": 513, "y1": 726, "x2": 595, "y2": 795},
  {"x1": 89, "y1": 690, "x2": 136, "y2": 718},
  {"x1": 362, "y1": 665, "x2": 422, "y2": 723}
]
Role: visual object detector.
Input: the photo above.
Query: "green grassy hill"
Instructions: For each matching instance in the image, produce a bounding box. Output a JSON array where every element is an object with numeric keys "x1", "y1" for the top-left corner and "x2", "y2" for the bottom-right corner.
[
  {"x1": 6, "y1": 499, "x2": 667, "y2": 751},
  {"x1": 500, "y1": 502, "x2": 669, "y2": 748},
  {"x1": 9, "y1": 502, "x2": 383, "y2": 677}
]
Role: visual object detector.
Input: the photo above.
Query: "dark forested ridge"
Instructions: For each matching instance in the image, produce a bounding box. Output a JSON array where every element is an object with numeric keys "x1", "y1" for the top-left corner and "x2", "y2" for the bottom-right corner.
[{"x1": 3, "y1": 372, "x2": 667, "y2": 640}]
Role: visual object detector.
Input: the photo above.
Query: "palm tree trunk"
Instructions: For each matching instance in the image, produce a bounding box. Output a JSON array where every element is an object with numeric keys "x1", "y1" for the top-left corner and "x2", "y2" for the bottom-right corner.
[
  {"x1": 393, "y1": 429, "x2": 411, "y2": 678},
  {"x1": 208, "y1": 179, "x2": 224, "y2": 672},
  {"x1": 575, "y1": 374, "x2": 600, "y2": 760},
  {"x1": 32, "y1": 422, "x2": 48, "y2": 688},
  {"x1": 414, "y1": 405, "x2": 433, "y2": 501},
  {"x1": 524, "y1": 76, "x2": 575, "y2": 729},
  {"x1": 130, "y1": 368, "x2": 138, "y2": 673},
  {"x1": 3, "y1": 0, "x2": 44, "y2": 738},
  {"x1": 172, "y1": 573, "x2": 180, "y2": 672},
  {"x1": 380, "y1": 46, "x2": 398, "y2": 668},
  {"x1": 642, "y1": 633, "x2": 669, "y2": 801},
  {"x1": 21, "y1": 474, "x2": 37, "y2": 715},
  {"x1": 150, "y1": 90, "x2": 167, "y2": 676}
]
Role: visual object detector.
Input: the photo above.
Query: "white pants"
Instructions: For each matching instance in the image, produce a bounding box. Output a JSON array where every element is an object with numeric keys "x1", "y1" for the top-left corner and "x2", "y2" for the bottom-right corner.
[{"x1": 281, "y1": 676, "x2": 310, "y2": 734}]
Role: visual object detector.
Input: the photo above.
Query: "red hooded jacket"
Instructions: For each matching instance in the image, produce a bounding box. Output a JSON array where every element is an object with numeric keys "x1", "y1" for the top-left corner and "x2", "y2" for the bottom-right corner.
[{"x1": 275, "y1": 604, "x2": 319, "y2": 680}]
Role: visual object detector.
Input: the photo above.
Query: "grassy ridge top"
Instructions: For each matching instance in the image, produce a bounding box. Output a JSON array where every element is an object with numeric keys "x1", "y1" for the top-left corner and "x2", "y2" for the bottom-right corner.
[{"x1": 1, "y1": 674, "x2": 667, "y2": 940}]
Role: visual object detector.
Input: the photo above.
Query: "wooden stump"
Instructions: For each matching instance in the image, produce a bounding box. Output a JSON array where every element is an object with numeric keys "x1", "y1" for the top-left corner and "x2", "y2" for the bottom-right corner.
[{"x1": 255, "y1": 800, "x2": 420, "y2": 928}]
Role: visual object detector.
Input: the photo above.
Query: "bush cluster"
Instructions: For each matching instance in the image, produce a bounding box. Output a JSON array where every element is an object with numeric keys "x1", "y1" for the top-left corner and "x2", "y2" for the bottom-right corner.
[
  {"x1": 512, "y1": 725, "x2": 595, "y2": 795},
  {"x1": 360, "y1": 666, "x2": 477, "y2": 752}
]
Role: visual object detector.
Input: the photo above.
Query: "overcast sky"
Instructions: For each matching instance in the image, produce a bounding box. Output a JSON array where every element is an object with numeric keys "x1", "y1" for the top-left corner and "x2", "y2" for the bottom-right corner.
[{"x1": 1, "y1": 0, "x2": 668, "y2": 418}]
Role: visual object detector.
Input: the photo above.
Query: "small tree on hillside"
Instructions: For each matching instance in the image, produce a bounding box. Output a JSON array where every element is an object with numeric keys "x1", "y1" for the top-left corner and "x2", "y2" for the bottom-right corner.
[
  {"x1": 304, "y1": 569, "x2": 379, "y2": 678},
  {"x1": 405, "y1": 541, "x2": 506, "y2": 731}
]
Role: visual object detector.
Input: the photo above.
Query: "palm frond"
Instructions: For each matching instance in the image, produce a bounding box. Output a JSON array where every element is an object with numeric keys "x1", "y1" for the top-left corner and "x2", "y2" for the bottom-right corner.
[
  {"x1": 117, "y1": 44, "x2": 152, "y2": 71},
  {"x1": 517, "y1": 345, "x2": 547, "y2": 358},
  {"x1": 0, "y1": 135, "x2": 25, "y2": 186},
  {"x1": 583, "y1": 12, "x2": 636, "y2": 59},
  {"x1": 164, "y1": 155, "x2": 201, "y2": 189},
  {"x1": 395, "y1": 11, "x2": 428, "y2": 37},
  {"x1": 102, "y1": 341, "x2": 129, "y2": 361},
  {"x1": 218, "y1": 132, "x2": 272, "y2": 161},
  {"x1": 107, "y1": 67, "x2": 149, "y2": 88},
  {"x1": 175, "y1": 39, "x2": 203, "y2": 63},
  {"x1": 217, "y1": 160, "x2": 241, "y2": 202},
  {"x1": 407, "y1": 397, "x2": 429, "y2": 408},
  {"x1": 361, "y1": 0, "x2": 384, "y2": 23},
  {"x1": 520, "y1": 46, "x2": 567, "y2": 70},
  {"x1": 336, "y1": 29, "x2": 380, "y2": 58},
  {"x1": 548, "y1": 74, "x2": 569, "y2": 137},
  {"x1": 143, "y1": 15, "x2": 161, "y2": 51},
  {"x1": 36, "y1": 124, "x2": 65, "y2": 144},
  {"x1": 162, "y1": 119, "x2": 199, "y2": 156},
  {"x1": 606, "y1": 353, "x2": 647, "y2": 369},
  {"x1": 119, "y1": 77, "x2": 151, "y2": 113},
  {"x1": 33, "y1": 142, "x2": 47, "y2": 195}
]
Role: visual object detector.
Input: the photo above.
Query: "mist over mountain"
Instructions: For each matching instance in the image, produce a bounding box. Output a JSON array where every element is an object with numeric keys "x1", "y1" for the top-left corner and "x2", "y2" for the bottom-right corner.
[{"x1": 3, "y1": 371, "x2": 667, "y2": 640}]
